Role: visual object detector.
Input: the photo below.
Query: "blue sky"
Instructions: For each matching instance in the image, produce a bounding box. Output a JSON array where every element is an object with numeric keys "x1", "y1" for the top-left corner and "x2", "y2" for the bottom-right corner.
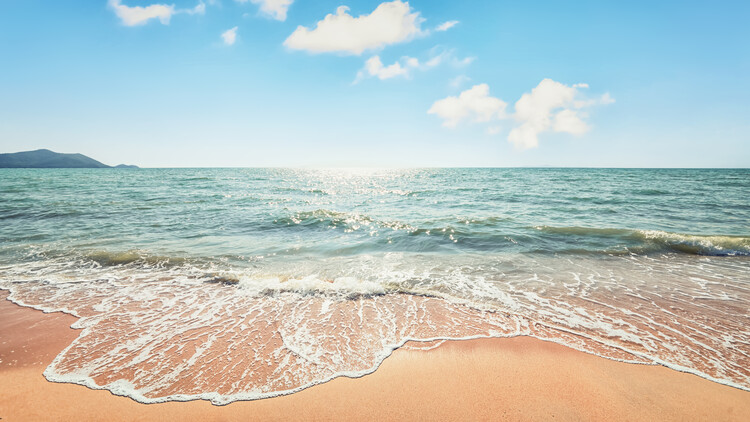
[{"x1": 0, "y1": 0, "x2": 748, "y2": 167}]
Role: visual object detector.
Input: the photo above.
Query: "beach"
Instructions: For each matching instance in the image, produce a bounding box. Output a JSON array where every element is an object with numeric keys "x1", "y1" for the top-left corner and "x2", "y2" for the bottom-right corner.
[
  {"x1": 2, "y1": 168, "x2": 749, "y2": 419},
  {"x1": 3, "y1": 292, "x2": 749, "y2": 422}
]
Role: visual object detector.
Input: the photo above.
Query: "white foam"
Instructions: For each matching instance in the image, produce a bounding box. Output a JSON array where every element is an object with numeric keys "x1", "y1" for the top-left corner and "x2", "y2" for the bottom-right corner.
[{"x1": 2, "y1": 251, "x2": 749, "y2": 404}]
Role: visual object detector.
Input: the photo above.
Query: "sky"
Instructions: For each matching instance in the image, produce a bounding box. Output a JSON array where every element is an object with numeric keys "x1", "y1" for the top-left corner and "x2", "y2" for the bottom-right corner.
[{"x1": 0, "y1": 0, "x2": 748, "y2": 167}]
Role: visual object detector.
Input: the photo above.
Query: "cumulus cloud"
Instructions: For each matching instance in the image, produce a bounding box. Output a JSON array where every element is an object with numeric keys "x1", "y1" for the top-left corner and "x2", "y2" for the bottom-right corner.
[
  {"x1": 109, "y1": 0, "x2": 205, "y2": 26},
  {"x1": 435, "y1": 20, "x2": 459, "y2": 32},
  {"x1": 429, "y1": 79, "x2": 614, "y2": 149},
  {"x1": 236, "y1": 0, "x2": 293, "y2": 21},
  {"x1": 284, "y1": 1, "x2": 424, "y2": 55},
  {"x1": 222, "y1": 26, "x2": 238, "y2": 45},
  {"x1": 427, "y1": 84, "x2": 507, "y2": 128},
  {"x1": 508, "y1": 79, "x2": 615, "y2": 148},
  {"x1": 508, "y1": 79, "x2": 582, "y2": 148}
]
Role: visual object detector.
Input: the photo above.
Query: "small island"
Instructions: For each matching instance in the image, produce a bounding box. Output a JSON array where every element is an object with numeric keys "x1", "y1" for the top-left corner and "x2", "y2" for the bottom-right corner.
[{"x1": 0, "y1": 149, "x2": 138, "y2": 169}]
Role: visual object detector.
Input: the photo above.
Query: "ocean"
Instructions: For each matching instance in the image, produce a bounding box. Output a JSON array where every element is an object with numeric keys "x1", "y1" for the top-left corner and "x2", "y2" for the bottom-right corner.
[{"x1": 1, "y1": 168, "x2": 748, "y2": 404}]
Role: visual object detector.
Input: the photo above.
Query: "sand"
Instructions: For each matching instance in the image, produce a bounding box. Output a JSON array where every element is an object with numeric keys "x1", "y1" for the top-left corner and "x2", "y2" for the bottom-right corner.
[{"x1": 1, "y1": 292, "x2": 749, "y2": 421}]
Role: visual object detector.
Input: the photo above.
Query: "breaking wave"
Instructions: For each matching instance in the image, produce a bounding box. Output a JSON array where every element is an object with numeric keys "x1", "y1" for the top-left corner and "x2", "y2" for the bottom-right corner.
[{"x1": 534, "y1": 226, "x2": 750, "y2": 256}]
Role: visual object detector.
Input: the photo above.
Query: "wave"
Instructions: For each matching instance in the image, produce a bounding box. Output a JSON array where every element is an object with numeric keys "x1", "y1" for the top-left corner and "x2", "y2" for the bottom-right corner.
[
  {"x1": 630, "y1": 189, "x2": 671, "y2": 196},
  {"x1": 272, "y1": 209, "x2": 438, "y2": 237},
  {"x1": 85, "y1": 250, "x2": 188, "y2": 267},
  {"x1": 534, "y1": 226, "x2": 750, "y2": 256},
  {"x1": 271, "y1": 209, "x2": 517, "y2": 235},
  {"x1": 533, "y1": 226, "x2": 632, "y2": 237},
  {"x1": 274, "y1": 209, "x2": 388, "y2": 230},
  {"x1": 0, "y1": 209, "x2": 85, "y2": 221},
  {"x1": 272, "y1": 210, "x2": 748, "y2": 258},
  {"x1": 632, "y1": 230, "x2": 750, "y2": 256}
]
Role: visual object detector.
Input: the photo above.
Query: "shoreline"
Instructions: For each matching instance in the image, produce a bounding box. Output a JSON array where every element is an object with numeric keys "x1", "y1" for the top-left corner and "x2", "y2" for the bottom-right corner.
[{"x1": 2, "y1": 293, "x2": 750, "y2": 421}]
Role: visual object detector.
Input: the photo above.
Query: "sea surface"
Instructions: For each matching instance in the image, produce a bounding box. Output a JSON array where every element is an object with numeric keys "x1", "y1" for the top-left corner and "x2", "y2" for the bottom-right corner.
[{"x1": 1, "y1": 168, "x2": 749, "y2": 404}]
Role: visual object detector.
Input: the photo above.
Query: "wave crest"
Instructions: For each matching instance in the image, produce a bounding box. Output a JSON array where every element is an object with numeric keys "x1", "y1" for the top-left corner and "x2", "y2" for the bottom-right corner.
[
  {"x1": 534, "y1": 226, "x2": 750, "y2": 256},
  {"x1": 633, "y1": 230, "x2": 750, "y2": 256}
]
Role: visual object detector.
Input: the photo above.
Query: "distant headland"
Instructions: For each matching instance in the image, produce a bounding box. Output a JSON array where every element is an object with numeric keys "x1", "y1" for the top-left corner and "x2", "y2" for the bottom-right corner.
[{"x1": 0, "y1": 149, "x2": 138, "y2": 169}]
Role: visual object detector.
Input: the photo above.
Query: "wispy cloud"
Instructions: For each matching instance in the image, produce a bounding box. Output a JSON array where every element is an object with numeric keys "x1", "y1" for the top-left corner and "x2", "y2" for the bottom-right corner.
[
  {"x1": 222, "y1": 26, "x2": 239, "y2": 45},
  {"x1": 355, "y1": 48, "x2": 473, "y2": 83},
  {"x1": 435, "y1": 20, "x2": 459, "y2": 32},
  {"x1": 284, "y1": 1, "x2": 424, "y2": 55},
  {"x1": 109, "y1": 0, "x2": 205, "y2": 27},
  {"x1": 449, "y1": 74, "x2": 471, "y2": 89},
  {"x1": 109, "y1": 0, "x2": 175, "y2": 26},
  {"x1": 423, "y1": 47, "x2": 474, "y2": 68},
  {"x1": 236, "y1": 0, "x2": 293, "y2": 21},
  {"x1": 354, "y1": 55, "x2": 417, "y2": 83},
  {"x1": 184, "y1": 1, "x2": 206, "y2": 15},
  {"x1": 429, "y1": 79, "x2": 614, "y2": 149}
]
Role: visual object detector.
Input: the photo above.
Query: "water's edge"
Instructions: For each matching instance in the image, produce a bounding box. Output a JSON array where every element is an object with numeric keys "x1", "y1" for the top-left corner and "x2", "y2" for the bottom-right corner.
[{"x1": 4, "y1": 289, "x2": 748, "y2": 407}]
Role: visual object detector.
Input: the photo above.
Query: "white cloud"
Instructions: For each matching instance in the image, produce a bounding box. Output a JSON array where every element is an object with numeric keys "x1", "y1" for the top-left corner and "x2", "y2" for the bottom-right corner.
[
  {"x1": 222, "y1": 26, "x2": 239, "y2": 45},
  {"x1": 435, "y1": 20, "x2": 459, "y2": 32},
  {"x1": 424, "y1": 48, "x2": 474, "y2": 68},
  {"x1": 429, "y1": 79, "x2": 614, "y2": 149},
  {"x1": 284, "y1": 1, "x2": 424, "y2": 55},
  {"x1": 109, "y1": 0, "x2": 205, "y2": 26},
  {"x1": 600, "y1": 92, "x2": 616, "y2": 104},
  {"x1": 365, "y1": 56, "x2": 410, "y2": 79},
  {"x1": 355, "y1": 55, "x2": 416, "y2": 82},
  {"x1": 552, "y1": 109, "x2": 588, "y2": 135},
  {"x1": 236, "y1": 0, "x2": 293, "y2": 21},
  {"x1": 185, "y1": 1, "x2": 206, "y2": 15},
  {"x1": 109, "y1": 0, "x2": 175, "y2": 26},
  {"x1": 509, "y1": 78, "x2": 580, "y2": 148},
  {"x1": 508, "y1": 79, "x2": 608, "y2": 149},
  {"x1": 427, "y1": 84, "x2": 507, "y2": 128},
  {"x1": 355, "y1": 48, "x2": 473, "y2": 83}
]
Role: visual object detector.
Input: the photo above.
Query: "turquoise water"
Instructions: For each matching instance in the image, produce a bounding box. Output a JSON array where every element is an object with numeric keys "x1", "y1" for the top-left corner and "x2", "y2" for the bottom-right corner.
[
  {"x1": 2, "y1": 168, "x2": 748, "y2": 260},
  {"x1": 1, "y1": 168, "x2": 749, "y2": 403}
]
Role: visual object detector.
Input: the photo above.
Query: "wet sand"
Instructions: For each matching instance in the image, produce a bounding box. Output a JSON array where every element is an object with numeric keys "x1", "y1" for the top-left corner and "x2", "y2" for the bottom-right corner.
[{"x1": 2, "y1": 293, "x2": 749, "y2": 421}]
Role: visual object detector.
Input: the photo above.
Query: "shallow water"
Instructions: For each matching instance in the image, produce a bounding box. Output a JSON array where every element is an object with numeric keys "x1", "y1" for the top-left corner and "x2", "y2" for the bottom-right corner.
[{"x1": 1, "y1": 168, "x2": 748, "y2": 403}]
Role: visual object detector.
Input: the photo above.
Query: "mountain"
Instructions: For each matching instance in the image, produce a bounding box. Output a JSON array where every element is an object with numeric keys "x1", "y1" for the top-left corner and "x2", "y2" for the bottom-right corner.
[
  {"x1": 0, "y1": 149, "x2": 137, "y2": 168},
  {"x1": 114, "y1": 164, "x2": 139, "y2": 169}
]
